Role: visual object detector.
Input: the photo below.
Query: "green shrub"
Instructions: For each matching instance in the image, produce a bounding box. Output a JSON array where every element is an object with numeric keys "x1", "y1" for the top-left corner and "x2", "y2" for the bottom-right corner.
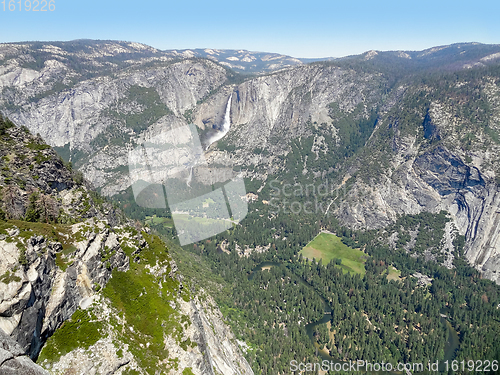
[
  {"x1": 26, "y1": 141, "x2": 51, "y2": 151},
  {"x1": 0, "y1": 270, "x2": 22, "y2": 284},
  {"x1": 34, "y1": 152, "x2": 51, "y2": 164},
  {"x1": 0, "y1": 114, "x2": 14, "y2": 136},
  {"x1": 18, "y1": 247, "x2": 28, "y2": 267},
  {"x1": 73, "y1": 170, "x2": 84, "y2": 185}
]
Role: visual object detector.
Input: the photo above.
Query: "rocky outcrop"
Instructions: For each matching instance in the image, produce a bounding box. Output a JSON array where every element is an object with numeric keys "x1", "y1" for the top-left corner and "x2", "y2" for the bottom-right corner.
[
  {"x1": 192, "y1": 295, "x2": 254, "y2": 375},
  {"x1": 0, "y1": 327, "x2": 48, "y2": 375},
  {"x1": 41, "y1": 336, "x2": 132, "y2": 375},
  {"x1": 36, "y1": 265, "x2": 254, "y2": 375},
  {"x1": 0, "y1": 219, "x2": 132, "y2": 359},
  {"x1": 0, "y1": 118, "x2": 254, "y2": 375},
  {"x1": 0, "y1": 123, "x2": 134, "y2": 361}
]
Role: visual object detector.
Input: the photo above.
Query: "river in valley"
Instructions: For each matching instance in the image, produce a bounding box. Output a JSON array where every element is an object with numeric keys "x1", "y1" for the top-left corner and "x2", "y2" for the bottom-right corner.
[{"x1": 249, "y1": 262, "x2": 459, "y2": 374}]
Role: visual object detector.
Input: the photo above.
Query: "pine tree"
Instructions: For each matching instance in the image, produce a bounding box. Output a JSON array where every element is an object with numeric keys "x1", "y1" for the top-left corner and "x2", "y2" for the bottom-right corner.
[{"x1": 25, "y1": 191, "x2": 42, "y2": 222}]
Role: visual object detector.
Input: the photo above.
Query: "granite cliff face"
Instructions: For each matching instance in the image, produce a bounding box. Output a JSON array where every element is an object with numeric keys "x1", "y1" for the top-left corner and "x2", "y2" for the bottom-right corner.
[
  {"x1": 0, "y1": 328, "x2": 48, "y2": 375},
  {"x1": 0, "y1": 41, "x2": 383, "y2": 196},
  {"x1": 330, "y1": 78, "x2": 500, "y2": 282},
  {"x1": 1, "y1": 41, "x2": 500, "y2": 283},
  {"x1": 0, "y1": 120, "x2": 253, "y2": 374}
]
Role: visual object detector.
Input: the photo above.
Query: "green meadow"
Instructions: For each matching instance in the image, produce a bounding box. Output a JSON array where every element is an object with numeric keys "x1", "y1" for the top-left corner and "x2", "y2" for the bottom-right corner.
[
  {"x1": 145, "y1": 215, "x2": 174, "y2": 228},
  {"x1": 300, "y1": 232, "x2": 367, "y2": 275},
  {"x1": 386, "y1": 265, "x2": 402, "y2": 281}
]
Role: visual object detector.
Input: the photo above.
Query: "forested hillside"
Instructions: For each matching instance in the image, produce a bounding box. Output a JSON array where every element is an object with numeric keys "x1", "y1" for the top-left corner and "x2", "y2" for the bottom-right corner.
[{"x1": 146, "y1": 204, "x2": 500, "y2": 375}]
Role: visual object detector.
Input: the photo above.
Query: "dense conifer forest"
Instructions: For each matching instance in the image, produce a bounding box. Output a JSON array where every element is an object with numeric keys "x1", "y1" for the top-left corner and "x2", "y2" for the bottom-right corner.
[{"x1": 138, "y1": 202, "x2": 500, "y2": 375}]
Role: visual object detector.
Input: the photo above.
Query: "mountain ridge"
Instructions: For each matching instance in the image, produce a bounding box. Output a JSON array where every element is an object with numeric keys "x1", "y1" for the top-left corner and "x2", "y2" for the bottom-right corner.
[{"x1": 1, "y1": 40, "x2": 500, "y2": 285}]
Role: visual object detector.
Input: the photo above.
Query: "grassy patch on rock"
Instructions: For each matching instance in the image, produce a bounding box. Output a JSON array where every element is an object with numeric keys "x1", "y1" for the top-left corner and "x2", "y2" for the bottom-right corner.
[
  {"x1": 38, "y1": 308, "x2": 103, "y2": 363},
  {"x1": 102, "y1": 233, "x2": 189, "y2": 374}
]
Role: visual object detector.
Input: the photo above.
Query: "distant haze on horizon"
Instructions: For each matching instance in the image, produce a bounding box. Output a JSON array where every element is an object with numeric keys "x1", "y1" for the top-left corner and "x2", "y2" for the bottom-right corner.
[
  {"x1": 162, "y1": 42, "x2": 497, "y2": 60},
  {"x1": 0, "y1": 0, "x2": 498, "y2": 58},
  {"x1": 3, "y1": 39, "x2": 498, "y2": 61}
]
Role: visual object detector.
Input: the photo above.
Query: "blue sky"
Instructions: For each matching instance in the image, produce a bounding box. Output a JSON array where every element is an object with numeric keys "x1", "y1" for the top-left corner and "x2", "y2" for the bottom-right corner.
[{"x1": 0, "y1": 0, "x2": 499, "y2": 58}]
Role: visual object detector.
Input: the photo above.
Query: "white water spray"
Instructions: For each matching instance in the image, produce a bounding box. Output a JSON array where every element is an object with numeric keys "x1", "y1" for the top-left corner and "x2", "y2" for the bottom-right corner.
[
  {"x1": 206, "y1": 93, "x2": 232, "y2": 148},
  {"x1": 186, "y1": 94, "x2": 233, "y2": 187}
]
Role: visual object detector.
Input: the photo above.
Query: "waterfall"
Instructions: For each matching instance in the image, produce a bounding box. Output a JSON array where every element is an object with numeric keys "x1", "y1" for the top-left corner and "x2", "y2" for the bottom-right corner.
[
  {"x1": 205, "y1": 93, "x2": 232, "y2": 148},
  {"x1": 186, "y1": 93, "x2": 232, "y2": 187}
]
